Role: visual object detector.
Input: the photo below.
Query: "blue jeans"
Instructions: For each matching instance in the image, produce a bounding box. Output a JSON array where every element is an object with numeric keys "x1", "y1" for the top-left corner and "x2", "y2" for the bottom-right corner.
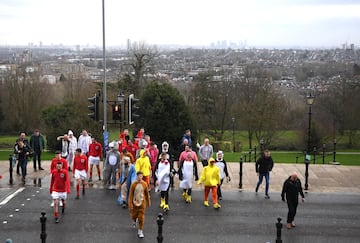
[
  {"x1": 256, "y1": 172, "x2": 270, "y2": 195},
  {"x1": 19, "y1": 158, "x2": 28, "y2": 178}
]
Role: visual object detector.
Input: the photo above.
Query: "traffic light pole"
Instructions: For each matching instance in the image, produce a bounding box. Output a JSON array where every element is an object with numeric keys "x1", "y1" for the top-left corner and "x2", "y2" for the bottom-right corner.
[{"x1": 102, "y1": 0, "x2": 109, "y2": 151}]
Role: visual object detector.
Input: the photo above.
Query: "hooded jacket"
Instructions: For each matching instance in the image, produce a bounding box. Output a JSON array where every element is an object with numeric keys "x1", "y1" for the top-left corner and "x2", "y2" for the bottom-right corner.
[
  {"x1": 135, "y1": 149, "x2": 151, "y2": 177},
  {"x1": 199, "y1": 158, "x2": 220, "y2": 187}
]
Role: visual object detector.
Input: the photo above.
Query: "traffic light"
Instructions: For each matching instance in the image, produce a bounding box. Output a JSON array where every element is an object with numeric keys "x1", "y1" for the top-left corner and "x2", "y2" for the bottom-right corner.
[
  {"x1": 128, "y1": 94, "x2": 140, "y2": 125},
  {"x1": 88, "y1": 93, "x2": 99, "y2": 121},
  {"x1": 112, "y1": 104, "x2": 121, "y2": 121}
]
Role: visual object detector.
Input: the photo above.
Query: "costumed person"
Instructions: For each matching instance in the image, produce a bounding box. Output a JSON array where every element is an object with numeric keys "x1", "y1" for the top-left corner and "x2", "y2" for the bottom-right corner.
[
  {"x1": 215, "y1": 150, "x2": 230, "y2": 200},
  {"x1": 103, "y1": 142, "x2": 120, "y2": 190},
  {"x1": 118, "y1": 156, "x2": 131, "y2": 208},
  {"x1": 50, "y1": 151, "x2": 69, "y2": 207},
  {"x1": 135, "y1": 149, "x2": 151, "y2": 190},
  {"x1": 178, "y1": 152, "x2": 198, "y2": 203},
  {"x1": 154, "y1": 152, "x2": 175, "y2": 212},
  {"x1": 50, "y1": 161, "x2": 71, "y2": 223},
  {"x1": 73, "y1": 148, "x2": 88, "y2": 199},
  {"x1": 160, "y1": 141, "x2": 175, "y2": 189},
  {"x1": 128, "y1": 171, "x2": 151, "y2": 239},
  {"x1": 198, "y1": 157, "x2": 221, "y2": 209},
  {"x1": 281, "y1": 172, "x2": 305, "y2": 229},
  {"x1": 88, "y1": 136, "x2": 103, "y2": 182},
  {"x1": 125, "y1": 155, "x2": 138, "y2": 208}
]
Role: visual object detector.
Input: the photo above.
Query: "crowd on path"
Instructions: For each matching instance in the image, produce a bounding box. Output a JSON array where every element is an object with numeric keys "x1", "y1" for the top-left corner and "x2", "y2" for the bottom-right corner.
[{"x1": 9, "y1": 128, "x2": 305, "y2": 238}]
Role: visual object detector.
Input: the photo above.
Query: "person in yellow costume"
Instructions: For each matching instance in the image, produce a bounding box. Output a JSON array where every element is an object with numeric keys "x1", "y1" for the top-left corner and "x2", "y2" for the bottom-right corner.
[
  {"x1": 198, "y1": 157, "x2": 221, "y2": 209},
  {"x1": 135, "y1": 149, "x2": 151, "y2": 190}
]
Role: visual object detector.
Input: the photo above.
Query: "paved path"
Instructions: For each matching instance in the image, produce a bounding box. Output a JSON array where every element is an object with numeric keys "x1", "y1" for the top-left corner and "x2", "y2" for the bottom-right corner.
[{"x1": 1, "y1": 160, "x2": 360, "y2": 195}]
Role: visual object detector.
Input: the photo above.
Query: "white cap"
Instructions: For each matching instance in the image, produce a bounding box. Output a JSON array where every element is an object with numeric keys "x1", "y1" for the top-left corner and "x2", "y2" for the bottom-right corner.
[
  {"x1": 109, "y1": 142, "x2": 114, "y2": 148},
  {"x1": 68, "y1": 130, "x2": 73, "y2": 135}
]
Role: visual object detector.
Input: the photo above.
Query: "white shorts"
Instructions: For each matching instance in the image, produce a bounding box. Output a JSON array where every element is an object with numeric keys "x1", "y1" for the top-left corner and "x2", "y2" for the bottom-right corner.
[
  {"x1": 51, "y1": 191, "x2": 67, "y2": 200},
  {"x1": 88, "y1": 156, "x2": 100, "y2": 165},
  {"x1": 74, "y1": 169, "x2": 87, "y2": 180}
]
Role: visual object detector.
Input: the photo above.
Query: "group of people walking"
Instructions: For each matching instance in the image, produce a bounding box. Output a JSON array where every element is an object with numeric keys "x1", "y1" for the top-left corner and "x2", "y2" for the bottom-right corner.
[{"x1": 13, "y1": 127, "x2": 305, "y2": 237}]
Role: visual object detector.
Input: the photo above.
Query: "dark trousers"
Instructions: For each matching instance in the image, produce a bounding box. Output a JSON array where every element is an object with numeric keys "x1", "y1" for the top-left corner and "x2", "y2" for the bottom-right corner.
[
  {"x1": 217, "y1": 178, "x2": 224, "y2": 198},
  {"x1": 160, "y1": 185, "x2": 170, "y2": 204},
  {"x1": 287, "y1": 200, "x2": 298, "y2": 223},
  {"x1": 33, "y1": 150, "x2": 42, "y2": 169},
  {"x1": 201, "y1": 159, "x2": 208, "y2": 167},
  {"x1": 19, "y1": 158, "x2": 28, "y2": 178}
]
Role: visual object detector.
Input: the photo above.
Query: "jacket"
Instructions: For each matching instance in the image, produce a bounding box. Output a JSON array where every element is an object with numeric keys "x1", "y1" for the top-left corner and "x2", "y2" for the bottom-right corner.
[
  {"x1": 255, "y1": 155, "x2": 274, "y2": 174},
  {"x1": 198, "y1": 163, "x2": 220, "y2": 187}
]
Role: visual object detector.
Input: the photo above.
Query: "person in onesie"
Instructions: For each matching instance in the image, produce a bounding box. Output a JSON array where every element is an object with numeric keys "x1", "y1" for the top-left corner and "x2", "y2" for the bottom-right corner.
[
  {"x1": 128, "y1": 171, "x2": 151, "y2": 239},
  {"x1": 178, "y1": 152, "x2": 198, "y2": 203},
  {"x1": 154, "y1": 152, "x2": 175, "y2": 212}
]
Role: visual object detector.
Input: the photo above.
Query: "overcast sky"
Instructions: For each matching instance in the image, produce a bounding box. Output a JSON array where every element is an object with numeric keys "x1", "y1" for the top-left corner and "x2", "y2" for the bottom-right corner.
[{"x1": 0, "y1": 0, "x2": 359, "y2": 48}]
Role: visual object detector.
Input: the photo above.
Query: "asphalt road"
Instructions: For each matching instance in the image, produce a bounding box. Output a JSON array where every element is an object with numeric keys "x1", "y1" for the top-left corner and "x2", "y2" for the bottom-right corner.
[{"x1": 1, "y1": 176, "x2": 360, "y2": 243}]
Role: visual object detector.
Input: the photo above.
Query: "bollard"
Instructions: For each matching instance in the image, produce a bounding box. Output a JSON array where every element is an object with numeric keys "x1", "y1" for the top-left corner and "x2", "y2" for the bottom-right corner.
[
  {"x1": 40, "y1": 212, "x2": 47, "y2": 243},
  {"x1": 9, "y1": 154, "x2": 15, "y2": 185},
  {"x1": 157, "y1": 213, "x2": 164, "y2": 243},
  {"x1": 276, "y1": 217, "x2": 283, "y2": 243},
  {"x1": 295, "y1": 156, "x2": 298, "y2": 164},
  {"x1": 244, "y1": 154, "x2": 247, "y2": 163},
  {"x1": 249, "y1": 150, "x2": 252, "y2": 162},
  {"x1": 238, "y1": 157, "x2": 243, "y2": 191},
  {"x1": 322, "y1": 144, "x2": 326, "y2": 164}
]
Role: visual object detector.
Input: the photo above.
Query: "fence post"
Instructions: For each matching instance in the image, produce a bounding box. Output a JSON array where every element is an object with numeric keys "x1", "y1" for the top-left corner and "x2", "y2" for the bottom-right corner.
[
  {"x1": 40, "y1": 212, "x2": 47, "y2": 243},
  {"x1": 276, "y1": 217, "x2": 283, "y2": 243},
  {"x1": 157, "y1": 213, "x2": 164, "y2": 243},
  {"x1": 239, "y1": 157, "x2": 243, "y2": 191}
]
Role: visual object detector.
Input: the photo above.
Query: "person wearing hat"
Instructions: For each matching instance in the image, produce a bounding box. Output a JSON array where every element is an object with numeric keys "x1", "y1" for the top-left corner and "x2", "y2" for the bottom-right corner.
[
  {"x1": 135, "y1": 149, "x2": 151, "y2": 190},
  {"x1": 128, "y1": 171, "x2": 151, "y2": 239},
  {"x1": 178, "y1": 151, "x2": 198, "y2": 203},
  {"x1": 50, "y1": 161, "x2": 71, "y2": 223},
  {"x1": 198, "y1": 157, "x2": 221, "y2": 209}
]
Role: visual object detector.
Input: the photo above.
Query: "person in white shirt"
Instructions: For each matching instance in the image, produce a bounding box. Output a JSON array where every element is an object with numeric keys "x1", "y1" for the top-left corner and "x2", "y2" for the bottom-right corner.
[
  {"x1": 67, "y1": 130, "x2": 77, "y2": 171},
  {"x1": 77, "y1": 130, "x2": 91, "y2": 156}
]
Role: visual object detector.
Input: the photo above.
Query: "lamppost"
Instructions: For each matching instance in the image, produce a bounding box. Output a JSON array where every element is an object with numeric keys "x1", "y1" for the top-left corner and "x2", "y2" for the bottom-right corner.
[
  {"x1": 232, "y1": 117, "x2": 235, "y2": 152},
  {"x1": 117, "y1": 90, "x2": 125, "y2": 132},
  {"x1": 305, "y1": 93, "x2": 315, "y2": 190},
  {"x1": 333, "y1": 138, "x2": 337, "y2": 163}
]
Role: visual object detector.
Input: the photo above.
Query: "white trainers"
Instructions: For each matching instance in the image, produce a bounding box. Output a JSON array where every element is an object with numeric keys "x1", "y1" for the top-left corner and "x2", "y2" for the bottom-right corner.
[
  {"x1": 50, "y1": 201, "x2": 54, "y2": 207},
  {"x1": 138, "y1": 229, "x2": 144, "y2": 238}
]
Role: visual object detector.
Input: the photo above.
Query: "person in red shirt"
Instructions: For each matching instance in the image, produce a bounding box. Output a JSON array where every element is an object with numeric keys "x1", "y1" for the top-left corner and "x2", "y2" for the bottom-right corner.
[
  {"x1": 126, "y1": 139, "x2": 138, "y2": 160},
  {"x1": 50, "y1": 151, "x2": 68, "y2": 172},
  {"x1": 73, "y1": 148, "x2": 88, "y2": 199},
  {"x1": 88, "y1": 137, "x2": 103, "y2": 182},
  {"x1": 50, "y1": 161, "x2": 71, "y2": 223},
  {"x1": 50, "y1": 151, "x2": 69, "y2": 207}
]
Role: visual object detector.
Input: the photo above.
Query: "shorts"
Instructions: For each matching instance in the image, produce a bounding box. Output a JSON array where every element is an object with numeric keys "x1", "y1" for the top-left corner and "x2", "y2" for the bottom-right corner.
[
  {"x1": 74, "y1": 169, "x2": 87, "y2": 180},
  {"x1": 51, "y1": 191, "x2": 67, "y2": 200},
  {"x1": 89, "y1": 156, "x2": 100, "y2": 165}
]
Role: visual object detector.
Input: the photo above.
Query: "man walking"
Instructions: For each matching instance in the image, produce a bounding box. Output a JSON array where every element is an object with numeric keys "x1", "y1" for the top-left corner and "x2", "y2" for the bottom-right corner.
[
  {"x1": 281, "y1": 172, "x2": 305, "y2": 229},
  {"x1": 198, "y1": 138, "x2": 213, "y2": 167},
  {"x1": 255, "y1": 149, "x2": 274, "y2": 199}
]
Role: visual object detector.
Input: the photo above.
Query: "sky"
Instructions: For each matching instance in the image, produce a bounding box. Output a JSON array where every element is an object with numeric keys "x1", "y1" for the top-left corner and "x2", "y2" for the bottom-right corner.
[{"x1": 0, "y1": 0, "x2": 359, "y2": 48}]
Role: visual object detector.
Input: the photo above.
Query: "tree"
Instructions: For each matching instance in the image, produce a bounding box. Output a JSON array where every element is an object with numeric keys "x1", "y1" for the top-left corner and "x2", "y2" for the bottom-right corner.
[
  {"x1": 135, "y1": 82, "x2": 197, "y2": 152},
  {"x1": 41, "y1": 100, "x2": 103, "y2": 151},
  {"x1": 2, "y1": 65, "x2": 54, "y2": 132}
]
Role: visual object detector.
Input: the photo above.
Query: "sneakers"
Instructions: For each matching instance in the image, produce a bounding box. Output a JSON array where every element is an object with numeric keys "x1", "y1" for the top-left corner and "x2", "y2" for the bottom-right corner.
[
  {"x1": 39, "y1": 167, "x2": 44, "y2": 170},
  {"x1": 108, "y1": 185, "x2": 116, "y2": 190},
  {"x1": 214, "y1": 203, "x2": 221, "y2": 209},
  {"x1": 265, "y1": 194, "x2": 270, "y2": 199},
  {"x1": 50, "y1": 201, "x2": 54, "y2": 207},
  {"x1": 204, "y1": 201, "x2": 209, "y2": 207},
  {"x1": 185, "y1": 195, "x2": 192, "y2": 203},
  {"x1": 55, "y1": 218, "x2": 59, "y2": 224},
  {"x1": 160, "y1": 198, "x2": 165, "y2": 208},
  {"x1": 138, "y1": 229, "x2": 144, "y2": 238},
  {"x1": 218, "y1": 196, "x2": 222, "y2": 201}
]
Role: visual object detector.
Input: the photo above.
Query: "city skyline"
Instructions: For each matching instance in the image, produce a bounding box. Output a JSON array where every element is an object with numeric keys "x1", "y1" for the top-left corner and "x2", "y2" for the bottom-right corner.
[{"x1": 0, "y1": 0, "x2": 359, "y2": 48}]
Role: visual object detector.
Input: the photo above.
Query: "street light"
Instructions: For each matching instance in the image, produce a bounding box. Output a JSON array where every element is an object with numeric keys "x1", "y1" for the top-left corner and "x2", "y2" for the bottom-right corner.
[
  {"x1": 232, "y1": 117, "x2": 235, "y2": 152},
  {"x1": 305, "y1": 93, "x2": 315, "y2": 190}
]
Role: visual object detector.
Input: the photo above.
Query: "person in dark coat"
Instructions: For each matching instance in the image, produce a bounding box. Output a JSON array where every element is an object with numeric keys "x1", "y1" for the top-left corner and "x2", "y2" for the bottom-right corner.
[
  {"x1": 255, "y1": 149, "x2": 274, "y2": 199},
  {"x1": 281, "y1": 172, "x2": 305, "y2": 229}
]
